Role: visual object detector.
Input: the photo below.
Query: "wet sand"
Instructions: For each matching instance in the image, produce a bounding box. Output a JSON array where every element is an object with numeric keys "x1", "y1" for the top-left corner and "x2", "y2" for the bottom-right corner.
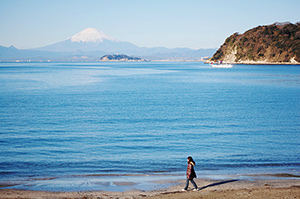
[{"x1": 1, "y1": 177, "x2": 300, "y2": 199}]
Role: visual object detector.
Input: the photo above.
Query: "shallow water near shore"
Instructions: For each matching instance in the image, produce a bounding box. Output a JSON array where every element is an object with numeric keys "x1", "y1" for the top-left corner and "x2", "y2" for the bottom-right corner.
[
  {"x1": 3, "y1": 174, "x2": 182, "y2": 192},
  {"x1": 0, "y1": 62, "x2": 299, "y2": 191},
  {"x1": 3, "y1": 173, "x2": 300, "y2": 192}
]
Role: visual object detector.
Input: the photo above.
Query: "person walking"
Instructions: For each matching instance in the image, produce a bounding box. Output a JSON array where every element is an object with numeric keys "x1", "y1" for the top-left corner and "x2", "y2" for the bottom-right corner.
[{"x1": 182, "y1": 156, "x2": 198, "y2": 191}]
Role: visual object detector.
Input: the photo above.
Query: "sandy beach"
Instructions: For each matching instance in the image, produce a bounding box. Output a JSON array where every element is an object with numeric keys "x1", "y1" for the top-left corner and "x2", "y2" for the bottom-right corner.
[{"x1": 1, "y1": 177, "x2": 300, "y2": 199}]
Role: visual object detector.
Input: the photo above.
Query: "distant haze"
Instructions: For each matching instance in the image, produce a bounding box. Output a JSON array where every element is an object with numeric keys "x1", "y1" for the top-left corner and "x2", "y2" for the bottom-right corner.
[{"x1": 0, "y1": 0, "x2": 299, "y2": 49}]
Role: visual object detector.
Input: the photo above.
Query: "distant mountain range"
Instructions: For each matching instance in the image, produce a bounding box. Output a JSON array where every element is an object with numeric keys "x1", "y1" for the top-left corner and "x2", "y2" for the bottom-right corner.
[
  {"x1": 0, "y1": 28, "x2": 216, "y2": 62},
  {"x1": 210, "y1": 22, "x2": 300, "y2": 64}
]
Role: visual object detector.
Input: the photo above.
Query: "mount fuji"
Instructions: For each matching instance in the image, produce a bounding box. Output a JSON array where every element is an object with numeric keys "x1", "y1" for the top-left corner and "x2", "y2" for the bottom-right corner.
[
  {"x1": 34, "y1": 28, "x2": 140, "y2": 53},
  {"x1": 71, "y1": 28, "x2": 119, "y2": 43},
  {"x1": 0, "y1": 28, "x2": 217, "y2": 61}
]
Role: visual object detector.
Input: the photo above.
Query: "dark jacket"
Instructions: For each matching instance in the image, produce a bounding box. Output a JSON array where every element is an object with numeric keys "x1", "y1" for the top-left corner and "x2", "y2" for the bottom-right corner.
[{"x1": 186, "y1": 162, "x2": 197, "y2": 179}]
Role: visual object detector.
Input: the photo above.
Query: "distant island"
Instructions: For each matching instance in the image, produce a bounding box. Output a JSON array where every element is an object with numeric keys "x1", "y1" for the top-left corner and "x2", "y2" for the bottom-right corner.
[
  {"x1": 100, "y1": 54, "x2": 147, "y2": 62},
  {"x1": 210, "y1": 22, "x2": 300, "y2": 64}
]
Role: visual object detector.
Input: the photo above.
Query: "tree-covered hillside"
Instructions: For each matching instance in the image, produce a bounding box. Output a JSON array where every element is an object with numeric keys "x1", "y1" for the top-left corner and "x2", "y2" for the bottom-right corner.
[{"x1": 211, "y1": 22, "x2": 300, "y2": 64}]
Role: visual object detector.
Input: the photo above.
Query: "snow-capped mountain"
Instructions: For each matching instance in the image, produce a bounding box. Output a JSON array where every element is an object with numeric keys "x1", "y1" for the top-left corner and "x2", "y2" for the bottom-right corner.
[
  {"x1": 34, "y1": 28, "x2": 139, "y2": 53},
  {"x1": 1, "y1": 28, "x2": 217, "y2": 61},
  {"x1": 70, "y1": 28, "x2": 119, "y2": 43}
]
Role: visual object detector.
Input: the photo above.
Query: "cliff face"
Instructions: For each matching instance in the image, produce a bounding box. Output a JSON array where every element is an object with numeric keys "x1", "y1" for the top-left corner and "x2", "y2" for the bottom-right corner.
[{"x1": 211, "y1": 22, "x2": 300, "y2": 64}]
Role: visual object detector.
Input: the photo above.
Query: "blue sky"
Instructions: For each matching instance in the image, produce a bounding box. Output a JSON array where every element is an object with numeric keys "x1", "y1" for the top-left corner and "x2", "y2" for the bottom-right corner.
[{"x1": 0, "y1": 0, "x2": 299, "y2": 49}]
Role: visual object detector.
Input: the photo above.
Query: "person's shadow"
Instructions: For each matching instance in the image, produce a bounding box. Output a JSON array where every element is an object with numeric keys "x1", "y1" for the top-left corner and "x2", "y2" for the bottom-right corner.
[{"x1": 198, "y1": 179, "x2": 239, "y2": 190}]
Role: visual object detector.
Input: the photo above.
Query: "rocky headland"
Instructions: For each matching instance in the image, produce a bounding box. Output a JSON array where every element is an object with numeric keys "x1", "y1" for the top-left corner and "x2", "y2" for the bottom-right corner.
[{"x1": 210, "y1": 22, "x2": 300, "y2": 64}]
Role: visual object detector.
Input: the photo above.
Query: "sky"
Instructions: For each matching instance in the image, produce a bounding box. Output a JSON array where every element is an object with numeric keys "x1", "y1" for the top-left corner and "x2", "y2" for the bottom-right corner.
[{"x1": 0, "y1": 0, "x2": 299, "y2": 49}]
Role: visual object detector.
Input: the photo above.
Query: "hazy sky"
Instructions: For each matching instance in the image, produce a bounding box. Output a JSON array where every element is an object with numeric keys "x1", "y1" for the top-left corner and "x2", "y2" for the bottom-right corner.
[{"x1": 0, "y1": 0, "x2": 299, "y2": 49}]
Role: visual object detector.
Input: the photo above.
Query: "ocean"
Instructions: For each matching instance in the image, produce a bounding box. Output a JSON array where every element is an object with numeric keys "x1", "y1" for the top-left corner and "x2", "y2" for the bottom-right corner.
[{"x1": 0, "y1": 62, "x2": 299, "y2": 191}]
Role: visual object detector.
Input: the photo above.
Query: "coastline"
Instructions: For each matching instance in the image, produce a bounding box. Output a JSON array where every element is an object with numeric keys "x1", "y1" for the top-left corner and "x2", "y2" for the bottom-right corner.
[
  {"x1": 1, "y1": 59, "x2": 300, "y2": 64},
  {"x1": 1, "y1": 178, "x2": 300, "y2": 199},
  {"x1": 204, "y1": 60, "x2": 300, "y2": 65},
  {"x1": 1, "y1": 174, "x2": 300, "y2": 199}
]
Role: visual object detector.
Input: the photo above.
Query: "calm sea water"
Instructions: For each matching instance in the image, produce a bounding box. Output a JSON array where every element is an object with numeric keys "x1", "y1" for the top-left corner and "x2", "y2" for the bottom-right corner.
[{"x1": 1, "y1": 62, "x2": 300, "y2": 182}]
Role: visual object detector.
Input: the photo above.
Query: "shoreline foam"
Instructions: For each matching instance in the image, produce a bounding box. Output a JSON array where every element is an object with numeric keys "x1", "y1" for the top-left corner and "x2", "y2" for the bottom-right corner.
[
  {"x1": 1, "y1": 172, "x2": 300, "y2": 192},
  {"x1": 1, "y1": 177, "x2": 300, "y2": 199}
]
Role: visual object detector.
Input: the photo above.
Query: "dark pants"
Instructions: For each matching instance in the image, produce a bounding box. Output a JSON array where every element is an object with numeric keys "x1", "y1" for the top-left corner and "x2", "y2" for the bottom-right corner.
[{"x1": 184, "y1": 178, "x2": 198, "y2": 190}]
